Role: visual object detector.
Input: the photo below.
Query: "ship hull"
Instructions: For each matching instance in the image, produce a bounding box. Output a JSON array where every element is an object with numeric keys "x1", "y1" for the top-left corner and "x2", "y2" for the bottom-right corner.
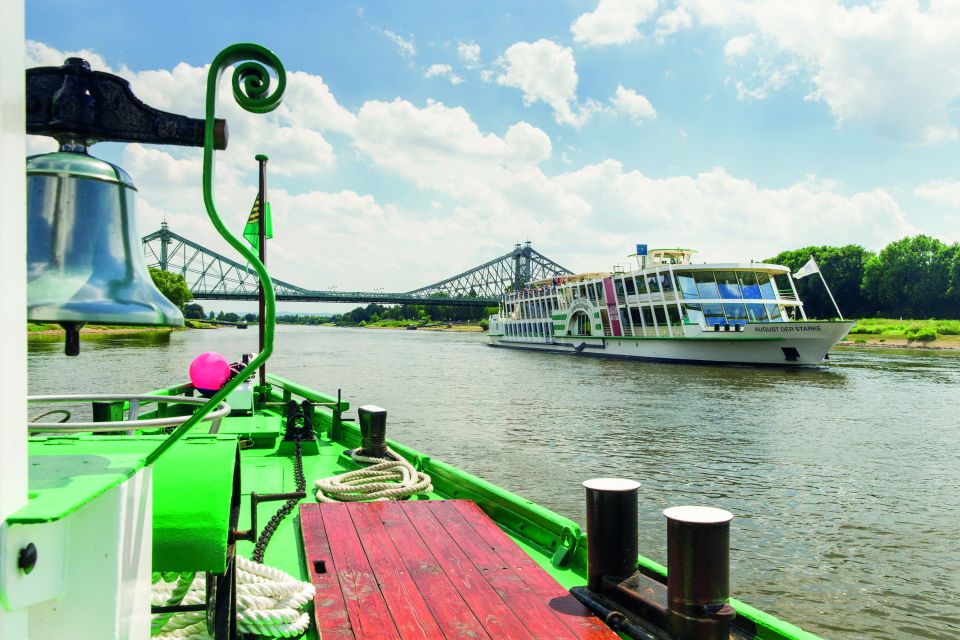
[{"x1": 488, "y1": 321, "x2": 854, "y2": 366}]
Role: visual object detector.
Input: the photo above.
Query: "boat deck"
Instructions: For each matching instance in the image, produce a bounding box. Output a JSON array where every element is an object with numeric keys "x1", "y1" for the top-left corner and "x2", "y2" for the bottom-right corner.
[{"x1": 300, "y1": 500, "x2": 617, "y2": 640}]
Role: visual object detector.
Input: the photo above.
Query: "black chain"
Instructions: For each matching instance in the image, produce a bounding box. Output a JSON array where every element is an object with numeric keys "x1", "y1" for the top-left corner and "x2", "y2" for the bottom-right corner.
[{"x1": 251, "y1": 429, "x2": 306, "y2": 563}]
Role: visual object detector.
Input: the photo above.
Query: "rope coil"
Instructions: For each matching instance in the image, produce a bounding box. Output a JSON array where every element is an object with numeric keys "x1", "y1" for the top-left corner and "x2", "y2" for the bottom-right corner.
[
  {"x1": 151, "y1": 556, "x2": 314, "y2": 639},
  {"x1": 314, "y1": 448, "x2": 432, "y2": 503}
]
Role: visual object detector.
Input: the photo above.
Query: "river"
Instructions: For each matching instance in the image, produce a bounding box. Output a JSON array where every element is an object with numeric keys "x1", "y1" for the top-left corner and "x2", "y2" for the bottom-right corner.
[{"x1": 27, "y1": 325, "x2": 960, "y2": 639}]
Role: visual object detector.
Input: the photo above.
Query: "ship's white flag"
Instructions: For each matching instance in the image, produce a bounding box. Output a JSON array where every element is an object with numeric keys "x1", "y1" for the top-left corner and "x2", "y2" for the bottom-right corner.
[{"x1": 793, "y1": 256, "x2": 820, "y2": 279}]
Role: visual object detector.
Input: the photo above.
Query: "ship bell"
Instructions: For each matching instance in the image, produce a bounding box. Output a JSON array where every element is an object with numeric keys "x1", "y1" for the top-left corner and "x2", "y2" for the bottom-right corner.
[
  {"x1": 25, "y1": 57, "x2": 229, "y2": 355},
  {"x1": 27, "y1": 151, "x2": 184, "y2": 355}
]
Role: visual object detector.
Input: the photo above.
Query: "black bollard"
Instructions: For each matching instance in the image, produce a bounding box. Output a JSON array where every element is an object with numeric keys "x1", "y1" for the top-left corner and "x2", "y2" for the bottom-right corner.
[
  {"x1": 583, "y1": 478, "x2": 640, "y2": 593},
  {"x1": 358, "y1": 405, "x2": 389, "y2": 458},
  {"x1": 663, "y1": 506, "x2": 736, "y2": 640}
]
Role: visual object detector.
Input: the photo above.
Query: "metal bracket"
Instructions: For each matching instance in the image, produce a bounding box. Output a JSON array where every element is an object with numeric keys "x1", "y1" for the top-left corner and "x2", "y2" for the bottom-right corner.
[
  {"x1": 229, "y1": 491, "x2": 306, "y2": 544},
  {"x1": 26, "y1": 57, "x2": 227, "y2": 150}
]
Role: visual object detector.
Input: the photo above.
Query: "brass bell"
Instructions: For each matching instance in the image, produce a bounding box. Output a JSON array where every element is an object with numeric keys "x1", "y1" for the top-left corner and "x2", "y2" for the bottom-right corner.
[{"x1": 27, "y1": 150, "x2": 184, "y2": 355}]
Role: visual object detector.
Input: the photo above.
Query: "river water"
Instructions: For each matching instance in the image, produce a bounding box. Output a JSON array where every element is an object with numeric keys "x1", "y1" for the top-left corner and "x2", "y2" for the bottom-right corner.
[{"x1": 28, "y1": 326, "x2": 960, "y2": 639}]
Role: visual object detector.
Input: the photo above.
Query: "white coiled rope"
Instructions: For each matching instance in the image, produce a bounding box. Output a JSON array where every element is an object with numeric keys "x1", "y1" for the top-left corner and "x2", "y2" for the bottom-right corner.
[
  {"x1": 151, "y1": 556, "x2": 315, "y2": 639},
  {"x1": 314, "y1": 448, "x2": 432, "y2": 503}
]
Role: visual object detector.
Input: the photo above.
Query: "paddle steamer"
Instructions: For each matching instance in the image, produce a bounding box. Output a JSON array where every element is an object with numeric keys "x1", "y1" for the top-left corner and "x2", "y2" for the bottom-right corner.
[{"x1": 489, "y1": 248, "x2": 854, "y2": 365}]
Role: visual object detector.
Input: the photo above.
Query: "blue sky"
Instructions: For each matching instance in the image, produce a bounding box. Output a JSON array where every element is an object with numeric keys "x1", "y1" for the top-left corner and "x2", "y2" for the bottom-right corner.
[{"x1": 25, "y1": 0, "x2": 960, "y2": 309}]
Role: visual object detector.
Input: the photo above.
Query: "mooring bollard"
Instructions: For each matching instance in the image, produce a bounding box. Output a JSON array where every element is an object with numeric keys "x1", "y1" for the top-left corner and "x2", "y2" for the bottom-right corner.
[
  {"x1": 583, "y1": 478, "x2": 640, "y2": 592},
  {"x1": 358, "y1": 405, "x2": 389, "y2": 458},
  {"x1": 663, "y1": 506, "x2": 736, "y2": 640}
]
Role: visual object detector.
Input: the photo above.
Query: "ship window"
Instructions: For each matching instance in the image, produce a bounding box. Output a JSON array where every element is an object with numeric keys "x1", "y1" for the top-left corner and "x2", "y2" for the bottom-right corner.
[
  {"x1": 757, "y1": 273, "x2": 776, "y2": 299},
  {"x1": 647, "y1": 274, "x2": 661, "y2": 294},
  {"x1": 695, "y1": 271, "x2": 719, "y2": 299},
  {"x1": 715, "y1": 271, "x2": 742, "y2": 299},
  {"x1": 739, "y1": 271, "x2": 761, "y2": 299},
  {"x1": 653, "y1": 306, "x2": 668, "y2": 326},
  {"x1": 642, "y1": 307, "x2": 655, "y2": 328},
  {"x1": 615, "y1": 278, "x2": 625, "y2": 299},
  {"x1": 724, "y1": 303, "x2": 748, "y2": 322},
  {"x1": 636, "y1": 276, "x2": 648, "y2": 294},
  {"x1": 666, "y1": 306, "x2": 682, "y2": 326},
  {"x1": 745, "y1": 304, "x2": 767, "y2": 323},
  {"x1": 625, "y1": 278, "x2": 636, "y2": 295},
  {"x1": 675, "y1": 272, "x2": 699, "y2": 299},
  {"x1": 660, "y1": 273, "x2": 674, "y2": 292},
  {"x1": 702, "y1": 304, "x2": 725, "y2": 326},
  {"x1": 766, "y1": 304, "x2": 785, "y2": 322},
  {"x1": 685, "y1": 303, "x2": 705, "y2": 325}
]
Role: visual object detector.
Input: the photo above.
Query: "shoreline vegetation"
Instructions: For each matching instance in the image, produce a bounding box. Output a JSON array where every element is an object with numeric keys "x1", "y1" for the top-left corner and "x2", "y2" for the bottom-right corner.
[
  {"x1": 27, "y1": 319, "x2": 217, "y2": 335},
  {"x1": 837, "y1": 318, "x2": 960, "y2": 352},
  {"x1": 28, "y1": 318, "x2": 960, "y2": 351}
]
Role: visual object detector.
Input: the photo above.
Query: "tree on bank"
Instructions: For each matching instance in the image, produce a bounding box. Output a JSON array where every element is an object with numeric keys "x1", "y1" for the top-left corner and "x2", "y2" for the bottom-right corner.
[
  {"x1": 149, "y1": 268, "x2": 192, "y2": 309},
  {"x1": 767, "y1": 245, "x2": 874, "y2": 319},
  {"x1": 183, "y1": 303, "x2": 205, "y2": 319},
  {"x1": 768, "y1": 234, "x2": 960, "y2": 319}
]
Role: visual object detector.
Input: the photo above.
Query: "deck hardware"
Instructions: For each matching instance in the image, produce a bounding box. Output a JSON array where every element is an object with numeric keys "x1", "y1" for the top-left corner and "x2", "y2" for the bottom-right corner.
[
  {"x1": 230, "y1": 490, "x2": 307, "y2": 544},
  {"x1": 17, "y1": 543, "x2": 38, "y2": 574},
  {"x1": 354, "y1": 405, "x2": 389, "y2": 458},
  {"x1": 583, "y1": 478, "x2": 640, "y2": 592},
  {"x1": 551, "y1": 526, "x2": 578, "y2": 568},
  {"x1": 664, "y1": 506, "x2": 736, "y2": 640}
]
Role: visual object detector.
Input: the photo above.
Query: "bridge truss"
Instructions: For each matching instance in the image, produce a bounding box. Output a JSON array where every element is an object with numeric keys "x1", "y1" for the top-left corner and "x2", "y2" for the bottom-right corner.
[{"x1": 143, "y1": 226, "x2": 574, "y2": 306}]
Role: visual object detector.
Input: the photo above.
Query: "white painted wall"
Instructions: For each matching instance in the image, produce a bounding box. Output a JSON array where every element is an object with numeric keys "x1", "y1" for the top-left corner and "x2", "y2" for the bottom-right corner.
[{"x1": 0, "y1": 6, "x2": 31, "y2": 635}]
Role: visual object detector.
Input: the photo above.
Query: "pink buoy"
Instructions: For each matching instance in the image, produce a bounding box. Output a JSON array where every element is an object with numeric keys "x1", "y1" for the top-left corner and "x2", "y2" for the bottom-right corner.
[{"x1": 189, "y1": 351, "x2": 231, "y2": 396}]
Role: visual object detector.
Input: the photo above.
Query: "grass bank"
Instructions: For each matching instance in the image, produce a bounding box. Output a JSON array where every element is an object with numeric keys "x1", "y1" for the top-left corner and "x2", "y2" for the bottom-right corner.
[
  {"x1": 27, "y1": 320, "x2": 218, "y2": 335},
  {"x1": 839, "y1": 318, "x2": 960, "y2": 350}
]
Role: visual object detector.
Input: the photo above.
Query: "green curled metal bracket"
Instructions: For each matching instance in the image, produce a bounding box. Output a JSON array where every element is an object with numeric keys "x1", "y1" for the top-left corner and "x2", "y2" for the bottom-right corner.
[{"x1": 146, "y1": 43, "x2": 286, "y2": 465}]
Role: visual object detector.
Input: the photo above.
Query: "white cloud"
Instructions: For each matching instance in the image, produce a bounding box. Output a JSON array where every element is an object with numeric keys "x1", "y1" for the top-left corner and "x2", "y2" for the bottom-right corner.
[
  {"x1": 381, "y1": 30, "x2": 416, "y2": 58},
  {"x1": 480, "y1": 69, "x2": 494, "y2": 83},
  {"x1": 424, "y1": 63, "x2": 464, "y2": 85},
  {"x1": 555, "y1": 161, "x2": 915, "y2": 261},
  {"x1": 655, "y1": 6, "x2": 693, "y2": 42},
  {"x1": 610, "y1": 85, "x2": 657, "y2": 124},
  {"x1": 496, "y1": 39, "x2": 590, "y2": 127},
  {"x1": 723, "y1": 34, "x2": 755, "y2": 59},
  {"x1": 571, "y1": 0, "x2": 659, "y2": 47},
  {"x1": 26, "y1": 40, "x2": 924, "y2": 291},
  {"x1": 457, "y1": 41, "x2": 481, "y2": 67},
  {"x1": 683, "y1": 0, "x2": 960, "y2": 144},
  {"x1": 915, "y1": 180, "x2": 960, "y2": 208}
]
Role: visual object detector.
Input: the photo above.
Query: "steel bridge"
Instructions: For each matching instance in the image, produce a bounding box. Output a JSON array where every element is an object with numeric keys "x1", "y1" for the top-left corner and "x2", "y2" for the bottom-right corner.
[{"x1": 142, "y1": 224, "x2": 574, "y2": 307}]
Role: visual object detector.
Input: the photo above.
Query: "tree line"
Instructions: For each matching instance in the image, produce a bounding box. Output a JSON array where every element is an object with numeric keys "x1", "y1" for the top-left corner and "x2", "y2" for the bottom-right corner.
[
  {"x1": 767, "y1": 234, "x2": 959, "y2": 319},
  {"x1": 278, "y1": 300, "x2": 496, "y2": 326}
]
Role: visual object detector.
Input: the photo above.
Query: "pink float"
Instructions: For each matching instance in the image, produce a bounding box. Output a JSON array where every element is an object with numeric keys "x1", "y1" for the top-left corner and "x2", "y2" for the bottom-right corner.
[{"x1": 189, "y1": 351, "x2": 231, "y2": 396}]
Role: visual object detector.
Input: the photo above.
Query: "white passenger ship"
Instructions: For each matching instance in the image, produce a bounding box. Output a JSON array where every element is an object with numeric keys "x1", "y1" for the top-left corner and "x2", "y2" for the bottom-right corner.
[{"x1": 488, "y1": 248, "x2": 854, "y2": 366}]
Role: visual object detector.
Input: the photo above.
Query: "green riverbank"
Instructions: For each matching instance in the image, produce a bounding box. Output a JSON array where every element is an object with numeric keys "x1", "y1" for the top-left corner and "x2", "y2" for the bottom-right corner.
[{"x1": 839, "y1": 318, "x2": 960, "y2": 350}]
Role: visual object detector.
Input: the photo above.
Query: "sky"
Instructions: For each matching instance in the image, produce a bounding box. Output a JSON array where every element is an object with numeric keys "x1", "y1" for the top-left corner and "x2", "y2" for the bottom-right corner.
[{"x1": 24, "y1": 0, "x2": 960, "y2": 313}]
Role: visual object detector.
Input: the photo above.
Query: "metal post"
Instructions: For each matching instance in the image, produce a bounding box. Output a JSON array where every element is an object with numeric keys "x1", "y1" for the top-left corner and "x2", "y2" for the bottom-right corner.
[
  {"x1": 256, "y1": 154, "x2": 268, "y2": 387},
  {"x1": 663, "y1": 506, "x2": 736, "y2": 640},
  {"x1": 358, "y1": 405, "x2": 388, "y2": 458},
  {"x1": 583, "y1": 478, "x2": 640, "y2": 592}
]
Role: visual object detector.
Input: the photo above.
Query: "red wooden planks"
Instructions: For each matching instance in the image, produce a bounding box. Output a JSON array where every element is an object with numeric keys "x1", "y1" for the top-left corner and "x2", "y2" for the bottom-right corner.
[
  {"x1": 401, "y1": 502, "x2": 536, "y2": 640},
  {"x1": 371, "y1": 501, "x2": 491, "y2": 640},
  {"x1": 423, "y1": 501, "x2": 582, "y2": 640},
  {"x1": 347, "y1": 502, "x2": 444, "y2": 639},
  {"x1": 449, "y1": 500, "x2": 617, "y2": 640},
  {"x1": 300, "y1": 500, "x2": 618, "y2": 640},
  {"x1": 321, "y1": 504, "x2": 402, "y2": 639},
  {"x1": 299, "y1": 504, "x2": 356, "y2": 640}
]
